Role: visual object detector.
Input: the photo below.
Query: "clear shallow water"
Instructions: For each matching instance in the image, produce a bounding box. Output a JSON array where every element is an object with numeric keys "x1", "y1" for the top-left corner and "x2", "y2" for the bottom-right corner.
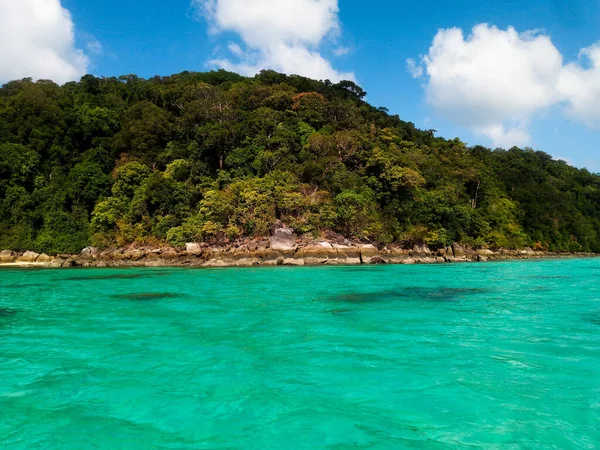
[{"x1": 1, "y1": 259, "x2": 599, "y2": 449}]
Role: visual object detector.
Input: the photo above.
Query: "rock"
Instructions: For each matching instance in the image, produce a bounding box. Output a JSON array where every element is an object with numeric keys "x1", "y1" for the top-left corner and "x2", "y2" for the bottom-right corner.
[
  {"x1": 478, "y1": 255, "x2": 488, "y2": 262},
  {"x1": 80, "y1": 247, "x2": 100, "y2": 260},
  {"x1": 436, "y1": 256, "x2": 446, "y2": 263},
  {"x1": 269, "y1": 220, "x2": 284, "y2": 236},
  {"x1": 401, "y1": 258, "x2": 417, "y2": 265},
  {"x1": 63, "y1": 257, "x2": 82, "y2": 267},
  {"x1": 369, "y1": 256, "x2": 386, "y2": 264},
  {"x1": 122, "y1": 249, "x2": 144, "y2": 261},
  {"x1": 417, "y1": 257, "x2": 437, "y2": 264},
  {"x1": 476, "y1": 249, "x2": 495, "y2": 256},
  {"x1": 301, "y1": 242, "x2": 337, "y2": 265},
  {"x1": 411, "y1": 244, "x2": 431, "y2": 257},
  {"x1": 0, "y1": 250, "x2": 16, "y2": 263},
  {"x1": 323, "y1": 230, "x2": 348, "y2": 245},
  {"x1": 452, "y1": 243, "x2": 466, "y2": 258},
  {"x1": 98, "y1": 248, "x2": 116, "y2": 261},
  {"x1": 49, "y1": 257, "x2": 65, "y2": 268},
  {"x1": 161, "y1": 248, "x2": 179, "y2": 259},
  {"x1": 36, "y1": 253, "x2": 51, "y2": 263},
  {"x1": 185, "y1": 243, "x2": 202, "y2": 255},
  {"x1": 269, "y1": 227, "x2": 297, "y2": 252},
  {"x1": 17, "y1": 251, "x2": 40, "y2": 263},
  {"x1": 333, "y1": 244, "x2": 361, "y2": 265},
  {"x1": 359, "y1": 244, "x2": 380, "y2": 264},
  {"x1": 382, "y1": 247, "x2": 409, "y2": 264}
]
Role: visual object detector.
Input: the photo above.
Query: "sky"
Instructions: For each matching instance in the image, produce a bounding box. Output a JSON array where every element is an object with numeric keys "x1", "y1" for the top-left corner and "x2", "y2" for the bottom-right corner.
[{"x1": 0, "y1": 0, "x2": 599, "y2": 171}]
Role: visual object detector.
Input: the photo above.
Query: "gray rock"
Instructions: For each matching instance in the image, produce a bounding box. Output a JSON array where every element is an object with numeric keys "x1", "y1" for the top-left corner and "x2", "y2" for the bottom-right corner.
[
  {"x1": 185, "y1": 243, "x2": 202, "y2": 255},
  {"x1": 269, "y1": 228, "x2": 297, "y2": 252},
  {"x1": 80, "y1": 247, "x2": 100, "y2": 260}
]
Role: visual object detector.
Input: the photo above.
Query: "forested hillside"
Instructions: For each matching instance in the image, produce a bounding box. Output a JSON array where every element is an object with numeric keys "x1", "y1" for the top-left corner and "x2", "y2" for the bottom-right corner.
[{"x1": 1, "y1": 70, "x2": 599, "y2": 254}]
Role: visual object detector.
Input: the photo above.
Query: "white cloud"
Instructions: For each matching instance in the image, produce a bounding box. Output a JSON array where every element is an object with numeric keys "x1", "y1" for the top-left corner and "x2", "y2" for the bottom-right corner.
[
  {"x1": 83, "y1": 33, "x2": 103, "y2": 56},
  {"x1": 333, "y1": 46, "x2": 350, "y2": 56},
  {"x1": 227, "y1": 42, "x2": 244, "y2": 57},
  {"x1": 558, "y1": 44, "x2": 600, "y2": 127},
  {"x1": 0, "y1": 0, "x2": 89, "y2": 85},
  {"x1": 409, "y1": 24, "x2": 600, "y2": 148},
  {"x1": 406, "y1": 58, "x2": 423, "y2": 78},
  {"x1": 193, "y1": 0, "x2": 354, "y2": 82}
]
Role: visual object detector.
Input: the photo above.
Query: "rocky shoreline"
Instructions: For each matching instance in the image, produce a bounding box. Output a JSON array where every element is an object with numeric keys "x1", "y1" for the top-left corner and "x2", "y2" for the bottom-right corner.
[{"x1": 0, "y1": 226, "x2": 597, "y2": 268}]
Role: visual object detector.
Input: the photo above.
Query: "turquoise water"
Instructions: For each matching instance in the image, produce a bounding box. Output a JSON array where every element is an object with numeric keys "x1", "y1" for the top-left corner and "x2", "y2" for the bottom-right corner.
[{"x1": 1, "y1": 259, "x2": 599, "y2": 449}]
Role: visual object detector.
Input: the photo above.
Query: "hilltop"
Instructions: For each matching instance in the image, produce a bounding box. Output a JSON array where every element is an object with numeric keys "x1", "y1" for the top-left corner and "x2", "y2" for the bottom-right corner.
[{"x1": 1, "y1": 69, "x2": 599, "y2": 255}]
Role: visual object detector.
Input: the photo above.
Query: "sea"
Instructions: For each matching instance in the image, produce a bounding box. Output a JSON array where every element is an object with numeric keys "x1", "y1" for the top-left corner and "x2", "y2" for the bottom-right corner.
[{"x1": 1, "y1": 258, "x2": 599, "y2": 449}]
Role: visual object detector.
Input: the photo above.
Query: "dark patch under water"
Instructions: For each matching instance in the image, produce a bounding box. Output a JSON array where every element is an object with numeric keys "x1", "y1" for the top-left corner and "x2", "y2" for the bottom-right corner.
[
  {"x1": 525, "y1": 276, "x2": 572, "y2": 280},
  {"x1": 323, "y1": 287, "x2": 488, "y2": 304},
  {"x1": 112, "y1": 293, "x2": 181, "y2": 301},
  {"x1": 0, "y1": 307, "x2": 18, "y2": 317},
  {"x1": 64, "y1": 272, "x2": 172, "y2": 281},
  {"x1": 582, "y1": 312, "x2": 600, "y2": 325},
  {"x1": 0, "y1": 283, "x2": 45, "y2": 289},
  {"x1": 323, "y1": 308, "x2": 353, "y2": 315}
]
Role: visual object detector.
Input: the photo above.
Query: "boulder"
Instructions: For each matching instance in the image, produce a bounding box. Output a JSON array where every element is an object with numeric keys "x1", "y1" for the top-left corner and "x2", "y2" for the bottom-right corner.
[
  {"x1": 369, "y1": 256, "x2": 386, "y2": 265},
  {"x1": 0, "y1": 250, "x2": 16, "y2": 263},
  {"x1": 161, "y1": 248, "x2": 179, "y2": 259},
  {"x1": 49, "y1": 257, "x2": 65, "y2": 268},
  {"x1": 359, "y1": 244, "x2": 380, "y2": 264},
  {"x1": 401, "y1": 258, "x2": 417, "y2": 265},
  {"x1": 185, "y1": 243, "x2": 202, "y2": 255},
  {"x1": 122, "y1": 249, "x2": 144, "y2": 261},
  {"x1": 17, "y1": 251, "x2": 40, "y2": 263},
  {"x1": 36, "y1": 253, "x2": 52, "y2": 263},
  {"x1": 411, "y1": 244, "x2": 432, "y2": 257},
  {"x1": 452, "y1": 243, "x2": 467, "y2": 258},
  {"x1": 269, "y1": 228, "x2": 297, "y2": 252},
  {"x1": 80, "y1": 247, "x2": 100, "y2": 260}
]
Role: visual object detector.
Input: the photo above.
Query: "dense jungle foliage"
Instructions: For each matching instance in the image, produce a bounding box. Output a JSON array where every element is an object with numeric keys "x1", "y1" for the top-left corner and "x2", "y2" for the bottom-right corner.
[{"x1": 1, "y1": 70, "x2": 599, "y2": 254}]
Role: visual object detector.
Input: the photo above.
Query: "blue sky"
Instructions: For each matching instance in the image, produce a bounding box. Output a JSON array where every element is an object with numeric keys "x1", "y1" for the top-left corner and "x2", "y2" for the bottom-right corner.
[{"x1": 2, "y1": 0, "x2": 599, "y2": 170}]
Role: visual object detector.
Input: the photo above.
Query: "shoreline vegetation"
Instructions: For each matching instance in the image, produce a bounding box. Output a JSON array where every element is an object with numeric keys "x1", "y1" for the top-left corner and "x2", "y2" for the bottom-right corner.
[
  {"x1": 2, "y1": 70, "x2": 600, "y2": 255},
  {"x1": 1, "y1": 226, "x2": 597, "y2": 269}
]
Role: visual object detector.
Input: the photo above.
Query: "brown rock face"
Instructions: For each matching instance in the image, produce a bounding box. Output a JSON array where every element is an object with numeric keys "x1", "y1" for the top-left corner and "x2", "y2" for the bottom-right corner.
[
  {"x1": 359, "y1": 244, "x2": 380, "y2": 264},
  {"x1": 0, "y1": 250, "x2": 16, "y2": 263},
  {"x1": 17, "y1": 251, "x2": 40, "y2": 263},
  {"x1": 333, "y1": 244, "x2": 361, "y2": 264},
  {"x1": 301, "y1": 242, "x2": 337, "y2": 265},
  {"x1": 269, "y1": 228, "x2": 297, "y2": 252},
  {"x1": 36, "y1": 254, "x2": 52, "y2": 263}
]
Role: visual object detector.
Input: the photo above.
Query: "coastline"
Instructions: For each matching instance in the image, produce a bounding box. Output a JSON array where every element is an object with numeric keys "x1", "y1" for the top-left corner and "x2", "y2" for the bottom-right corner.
[{"x1": 1, "y1": 239, "x2": 597, "y2": 269}]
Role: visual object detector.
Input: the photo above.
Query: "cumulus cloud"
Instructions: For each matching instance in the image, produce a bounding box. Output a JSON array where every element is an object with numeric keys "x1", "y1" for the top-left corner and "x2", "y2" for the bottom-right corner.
[
  {"x1": 193, "y1": 0, "x2": 354, "y2": 81},
  {"x1": 558, "y1": 44, "x2": 600, "y2": 126},
  {"x1": 409, "y1": 24, "x2": 600, "y2": 148},
  {"x1": 0, "y1": 0, "x2": 89, "y2": 85}
]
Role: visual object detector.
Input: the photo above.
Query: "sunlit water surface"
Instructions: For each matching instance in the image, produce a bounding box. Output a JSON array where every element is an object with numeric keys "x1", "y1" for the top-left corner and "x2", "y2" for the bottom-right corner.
[{"x1": 1, "y1": 259, "x2": 599, "y2": 449}]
